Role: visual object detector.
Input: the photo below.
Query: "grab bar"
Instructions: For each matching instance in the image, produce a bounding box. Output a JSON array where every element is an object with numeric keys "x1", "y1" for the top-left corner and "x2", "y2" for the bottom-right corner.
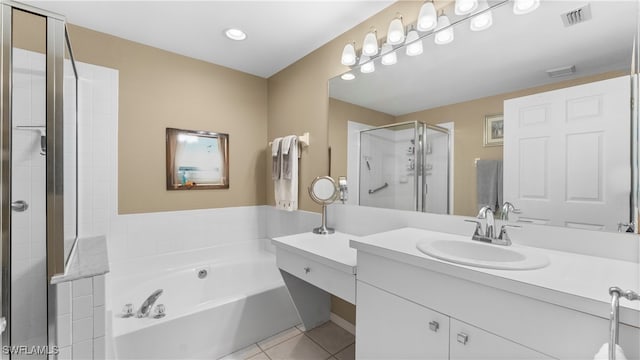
[
  {"x1": 368, "y1": 182, "x2": 389, "y2": 194},
  {"x1": 608, "y1": 287, "x2": 640, "y2": 360}
]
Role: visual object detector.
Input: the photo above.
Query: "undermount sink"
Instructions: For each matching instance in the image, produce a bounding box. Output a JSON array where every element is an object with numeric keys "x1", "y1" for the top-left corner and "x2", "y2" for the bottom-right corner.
[{"x1": 416, "y1": 238, "x2": 549, "y2": 270}]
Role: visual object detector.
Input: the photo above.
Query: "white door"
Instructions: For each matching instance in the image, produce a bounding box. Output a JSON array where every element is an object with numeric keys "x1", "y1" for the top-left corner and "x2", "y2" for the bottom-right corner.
[{"x1": 504, "y1": 76, "x2": 630, "y2": 231}]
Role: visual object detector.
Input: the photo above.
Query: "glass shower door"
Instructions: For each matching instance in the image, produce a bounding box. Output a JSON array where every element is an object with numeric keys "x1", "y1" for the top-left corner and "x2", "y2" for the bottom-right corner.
[
  {"x1": 11, "y1": 9, "x2": 48, "y2": 359},
  {"x1": 359, "y1": 122, "x2": 419, "y2": 211},
  {"x1": 422, "y1": 125, "x2": 450, "y2": 214}
]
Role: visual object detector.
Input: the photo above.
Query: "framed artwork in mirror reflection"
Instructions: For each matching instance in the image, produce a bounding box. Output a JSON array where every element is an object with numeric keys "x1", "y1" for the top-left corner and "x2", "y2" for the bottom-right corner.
[
  {"x1": 166, "y1": 128, "x2": 229, "y2": 190},
  {"x1": 483, "y1": 114, "x2": 504, "y2": 147}
]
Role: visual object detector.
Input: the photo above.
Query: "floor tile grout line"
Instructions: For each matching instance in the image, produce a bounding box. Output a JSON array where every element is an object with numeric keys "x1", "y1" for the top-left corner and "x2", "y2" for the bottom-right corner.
[
  {"x1": 302, "y1": 331, "x2": 337, "y2": 357},
  {"x1": 330, "y1": 340, "x2": 355, "y2": 357}
]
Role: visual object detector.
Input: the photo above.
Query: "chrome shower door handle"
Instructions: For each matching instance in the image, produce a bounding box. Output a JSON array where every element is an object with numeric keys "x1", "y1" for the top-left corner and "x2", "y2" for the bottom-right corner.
[
  {"x1": 0, "y1": 317, "x2": 6, "y2": 333},
  {"x1": 11, "y1": 200, "x2": 28, "y2": 212}
]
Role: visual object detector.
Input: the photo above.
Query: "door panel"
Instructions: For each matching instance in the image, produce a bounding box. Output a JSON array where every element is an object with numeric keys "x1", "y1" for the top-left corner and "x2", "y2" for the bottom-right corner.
[{"x1": 504, "y1": 76, "x2": 630, "y2": 231}]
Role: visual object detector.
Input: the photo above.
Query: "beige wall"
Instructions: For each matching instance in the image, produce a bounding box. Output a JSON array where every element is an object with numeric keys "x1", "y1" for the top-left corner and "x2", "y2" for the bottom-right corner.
[
  {"x1": 65, "y1": 25, "x2": 268, "y2": 214},
  {"x1": 328, "y1": 98, "x2": 395, "y2": 177},
  {"x1": 396, "y1": 70, "x2": 626, "y2": 216},
  {"x1": 266, "y1": 1, "x2": 428, "y2": 213}
]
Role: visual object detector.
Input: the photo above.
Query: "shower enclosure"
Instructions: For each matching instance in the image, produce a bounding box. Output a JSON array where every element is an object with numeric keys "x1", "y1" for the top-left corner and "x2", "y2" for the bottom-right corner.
[
  {"x1": 359, "y1": 121, "x2": 450, "y2": 214},
  {"x1": 1, "y1": 2, "x2": 78, "y2": 358}
]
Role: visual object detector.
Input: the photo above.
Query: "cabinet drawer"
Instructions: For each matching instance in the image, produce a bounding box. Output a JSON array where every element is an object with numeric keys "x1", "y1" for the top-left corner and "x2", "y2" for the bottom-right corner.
[
  {"x1": 450, "y1": 318, "x2": 553, "y2": 360},
  {"x1": 277, "y1": 248, "x2": 355, "y2": 303}
]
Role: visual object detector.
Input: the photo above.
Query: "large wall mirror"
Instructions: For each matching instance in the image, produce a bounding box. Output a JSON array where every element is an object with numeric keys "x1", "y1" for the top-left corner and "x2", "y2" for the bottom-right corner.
[{"x1": 328, "y1": 0, "x2": 639, "y2": 233}]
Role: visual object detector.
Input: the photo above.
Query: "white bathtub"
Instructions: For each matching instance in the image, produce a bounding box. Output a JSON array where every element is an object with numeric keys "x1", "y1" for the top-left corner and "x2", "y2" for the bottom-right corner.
[{"x1": 108, "y1": 240, "x2": 300, "y2": 359}]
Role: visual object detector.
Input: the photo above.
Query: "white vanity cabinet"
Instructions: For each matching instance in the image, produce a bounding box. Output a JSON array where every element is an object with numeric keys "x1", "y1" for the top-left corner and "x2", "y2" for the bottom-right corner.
[
  {"x1": 351, "y1": 228, "x2": 640, "y2": 360},
  {"x1": 272, "y1": 232, "x2": 357, "y2": 330},
  {"x1": 357, "y1": 281, "x2": 551, "y2": 360}
]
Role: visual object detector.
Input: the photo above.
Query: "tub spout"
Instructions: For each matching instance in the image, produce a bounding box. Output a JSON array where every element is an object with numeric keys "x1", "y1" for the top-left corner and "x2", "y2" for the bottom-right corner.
[{"x1": 136, "y1": 289, "x2": 163, "y2": 318}]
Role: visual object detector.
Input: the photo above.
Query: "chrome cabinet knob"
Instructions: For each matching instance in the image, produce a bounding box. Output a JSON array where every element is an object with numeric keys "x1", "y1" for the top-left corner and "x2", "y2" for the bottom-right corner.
[
  {"x1": 304, "y1": 267, "x2": 311, "y2": 274},
  {"x1": 428, "y1": 321, "x2": 439, "y2": 332},
  {"x1": 457, "y1": 332, "x2": 469, "y2": 345}
]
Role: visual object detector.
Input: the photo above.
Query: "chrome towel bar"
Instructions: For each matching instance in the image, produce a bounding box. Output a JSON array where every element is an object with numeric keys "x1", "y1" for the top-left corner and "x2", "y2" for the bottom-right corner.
[{"x1": 608, "y1": 286, "x2": 639, "y2": 360}]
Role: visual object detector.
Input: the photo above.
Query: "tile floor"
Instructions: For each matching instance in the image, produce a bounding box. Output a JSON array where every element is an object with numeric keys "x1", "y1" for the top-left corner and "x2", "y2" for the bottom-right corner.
[{"x1": 220, "y1": 321, "x2": 355, "y2": 360}]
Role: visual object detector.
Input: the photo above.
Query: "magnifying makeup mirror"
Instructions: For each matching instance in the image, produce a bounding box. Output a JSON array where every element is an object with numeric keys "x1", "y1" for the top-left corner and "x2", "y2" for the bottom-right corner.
[{"x1": 309, "y1": 176, "x2": 339, "y2": 234}]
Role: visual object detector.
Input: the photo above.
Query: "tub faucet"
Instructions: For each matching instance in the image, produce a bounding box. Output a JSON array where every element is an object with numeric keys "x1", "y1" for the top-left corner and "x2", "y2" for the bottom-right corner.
[{"x1": 137, "y1": 289, "x2": 163, "y2": 318}]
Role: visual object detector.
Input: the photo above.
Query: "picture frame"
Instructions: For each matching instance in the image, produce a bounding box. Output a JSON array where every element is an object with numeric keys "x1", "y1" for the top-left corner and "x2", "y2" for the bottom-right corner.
[
  {"x1": 483, "y1": 114, "x2": 504, "y2": 147},
  {"x1": 166, "y1": 128, "x2": 229, "y2": 190}
]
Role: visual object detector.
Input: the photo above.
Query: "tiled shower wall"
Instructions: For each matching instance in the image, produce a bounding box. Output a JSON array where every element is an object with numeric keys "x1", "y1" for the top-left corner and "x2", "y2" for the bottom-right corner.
[{"x1": 54, "y1": 60, "x2": 119, "y2": 360}]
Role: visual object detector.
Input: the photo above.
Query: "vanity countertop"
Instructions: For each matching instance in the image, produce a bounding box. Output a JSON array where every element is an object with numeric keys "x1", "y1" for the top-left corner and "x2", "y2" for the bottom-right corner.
[
  {"x1": 51, "y1": 235, "x2": 110, "y2": 284},
  {"x1": 350, "y1": 227, "x2": 640, "y2": 327},
  {"x1": 272, "y1": 232, "x2": 358, "y2": 274}
]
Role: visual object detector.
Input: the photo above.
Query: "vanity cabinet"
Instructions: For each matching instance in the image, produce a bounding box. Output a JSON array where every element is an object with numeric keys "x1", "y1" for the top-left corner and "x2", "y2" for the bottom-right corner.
[{"x1": 357, "y1": 281, "x2": 552, "y2": 360}]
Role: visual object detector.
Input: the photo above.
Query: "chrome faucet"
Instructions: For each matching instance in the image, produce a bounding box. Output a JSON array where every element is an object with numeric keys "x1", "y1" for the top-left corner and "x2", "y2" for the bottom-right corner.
[
  {"x1": 501, "y1": 202, "x2": 521, "y2": 221},
  {"x1": 136, "y1": 289, "x2": 163, "y2": 318},
  {"x1": 465, "y1": 206, "x2": 519, "y2": 246},
  {"x1": 477, "y1": 206, "x2": 495, "y2": 238}
]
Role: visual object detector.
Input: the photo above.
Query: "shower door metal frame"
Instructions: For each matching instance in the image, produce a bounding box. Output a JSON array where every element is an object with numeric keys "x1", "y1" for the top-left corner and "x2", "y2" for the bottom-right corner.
[
  {"x1": 1, "y1": 1, "x2": 69, "y2": 356},
  {"x1": 1, "y1": 3, "x2": 13, "y2": 355},
  {"x1": 420, "y1": 123, "x2": 451, "y2": 214}
]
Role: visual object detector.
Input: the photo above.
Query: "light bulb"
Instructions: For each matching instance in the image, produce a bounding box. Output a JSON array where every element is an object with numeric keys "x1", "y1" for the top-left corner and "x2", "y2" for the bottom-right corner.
[
  {"x1": 470, "y1": 1, "x2": 493, "y2": 31},
  {"x1": 513, "y1": 0, "x2": 540, "y2": 14},
  {"x1": 387, "y1": 17, "x2": 405, "y2": 45},
  {"x1": 341, "y1": 43, "x2": 356, "y2": 66},
  {"x1": 341, "y1": 72, "x2": 356, "y2": 81},
  {"x1": 434, "y1": 14, "x2": 454, "y2": 45},
  {"x1": 381, "y1": 43, "x2": 397, "y2": 66},
  {"x1": 362, "y1": 31, "x2": 379, "y2": 57},
  {"x1": 405, "y1": 29, "x2": 423, "y2": 56},
  {"x1": 455, "y1": 0, "x2": 478, "y2": 15},
  {"x1": 417, "y1": 2, "x2": 437, "y2": 32},
  {"x1": 359, "y1": 55, "x2": 375, "y2": 74}
]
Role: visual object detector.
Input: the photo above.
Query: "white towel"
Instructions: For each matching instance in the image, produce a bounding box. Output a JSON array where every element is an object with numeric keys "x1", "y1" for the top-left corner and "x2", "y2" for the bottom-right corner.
[
  {"x1": 274, "y1": 135, "x2": 298, "y2": 211},
  {"x1": 594, "y1": 343, "x2": 627, "y2": 360},
  {"x1": 271, "y1": 137, "x2": 282, "y2": 180}
]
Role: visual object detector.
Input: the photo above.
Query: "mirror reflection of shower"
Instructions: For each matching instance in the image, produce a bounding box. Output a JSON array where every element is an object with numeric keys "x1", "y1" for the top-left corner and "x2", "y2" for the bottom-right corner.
[{"x1": 356, "y1": 121, "x2": 452, "y2": 213}]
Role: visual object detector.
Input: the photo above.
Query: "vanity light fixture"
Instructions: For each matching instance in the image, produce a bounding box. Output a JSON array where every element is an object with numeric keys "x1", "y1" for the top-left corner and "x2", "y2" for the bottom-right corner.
[
  {"x1": 341, "y1": 72, "x2": 356, "y2": 81},
  {"x1": 387, "y1": 15, "x2": 405, "y2": 45},
  {"x1": 362, "y1": 30, "x2": 379, "y2": 57},
  {"x1": 455, "y1": 0, "x2": 478, "y2": 15},
  {"x1": 405, "y1": 27, "x2": 423, "y2": 56},
  {"x1": 341, "y1": 42, "x2": 357, "y2": 66},
  {"x1": 381, "y1": 43, "x2": 398, "y2": 65},
  {"x1": 434, "y1": 12, "x2": 454, "y2": 45},
  {"x1": 417, "y1": 1, "x2": 437, "y2": 32},
  {"x1": 359, "y1": 55, "x2": 375, "y2": 74},
  {"x1": 224, "y1": 28, "x2": 247, "y2": 41},
  {"x1": 513, "y1": 0, "x2": 540, "y2": 15},
  {"x1": 470, "y1": 0, "x2": 493, "y2": 31}
]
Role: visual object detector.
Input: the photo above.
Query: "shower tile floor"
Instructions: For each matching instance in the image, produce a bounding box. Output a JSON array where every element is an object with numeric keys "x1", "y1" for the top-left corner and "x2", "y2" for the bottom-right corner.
[{"x1": 220, "y1": 321, "x2": 355, "y2": 360}]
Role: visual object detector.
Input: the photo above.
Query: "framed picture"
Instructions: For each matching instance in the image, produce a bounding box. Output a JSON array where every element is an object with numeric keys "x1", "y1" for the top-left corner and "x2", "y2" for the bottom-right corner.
[
  {"x1": 483, "y1": 114, "x2": 504, "y2": 147},
  {"x1": 166, "y1": 128, "x2": 229, "y2": 190}
]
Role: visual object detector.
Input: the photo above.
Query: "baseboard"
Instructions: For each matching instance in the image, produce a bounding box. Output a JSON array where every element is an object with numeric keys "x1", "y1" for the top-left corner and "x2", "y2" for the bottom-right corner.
[{"x1": 330, "y1": 312, "x2": 355, "y2": 335}]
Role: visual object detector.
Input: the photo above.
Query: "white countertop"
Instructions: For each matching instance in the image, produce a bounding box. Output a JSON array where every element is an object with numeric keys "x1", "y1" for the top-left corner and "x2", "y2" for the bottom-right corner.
[
  {"x1": 350, "y1": 227, "x2": 640, "y2": 328},
  {"x1": 51, "y1": 235, "x2": 110, "y2": 284},
  {"x1": 272, "y1": 232, "x2": 358, "y2": 274}
]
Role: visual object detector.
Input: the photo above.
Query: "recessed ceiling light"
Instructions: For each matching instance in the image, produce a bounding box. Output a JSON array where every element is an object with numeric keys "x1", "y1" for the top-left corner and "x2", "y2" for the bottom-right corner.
[
  {"x1": 224, "y1": 28, "x2": 247, "y2": 41},
  {"x1": 341, "y1": 73, "x2": 356, "y2": 81}
]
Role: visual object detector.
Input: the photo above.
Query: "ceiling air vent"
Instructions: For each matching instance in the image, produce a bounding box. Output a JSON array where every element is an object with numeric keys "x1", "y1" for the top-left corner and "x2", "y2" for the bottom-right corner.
[{"x1": 561, "y1": 4, "x2": 592, "y2": 27}]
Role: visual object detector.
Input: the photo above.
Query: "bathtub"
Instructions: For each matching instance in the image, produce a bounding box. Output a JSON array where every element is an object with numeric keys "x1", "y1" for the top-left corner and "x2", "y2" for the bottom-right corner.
[{"x1": 108, "y1": 240, "x2": 300, "y2": 359}]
